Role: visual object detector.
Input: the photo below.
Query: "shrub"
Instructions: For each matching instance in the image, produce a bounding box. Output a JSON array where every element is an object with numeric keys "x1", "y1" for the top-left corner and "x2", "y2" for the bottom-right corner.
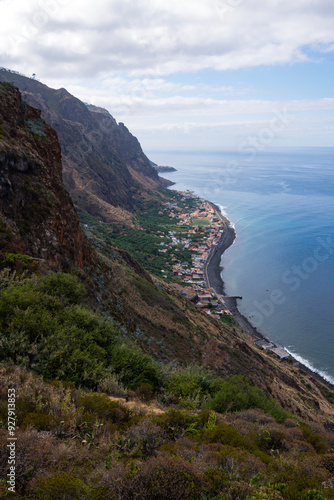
[
  {"x1": 21, "y1": 413, "x2": 59, "y2": 431},
  {"x1": 204, "y1": 423, "x2": 249, "y2": 449},
  {"x1": 31, "y1": 472, "x2": 100, "y2": 499},
  {"x1": 210, "y1": 375, "x2": 290, "y2": 423},
  {"x1": 135, "y1": 383, "x2": 153, "y2": 402},
  {"x1": 210, "y1": 375, "x2": 265, "y2": 413},
  {"x1": 154, "y1": 409, "x2": 187, "y2": 440},
  {"x1": 0, "y1": 252, "x2": 32, "y2": 270},
  {"x1": 109, "y1": 343, "x2": 163, "y2": 391},
  {"x1": 38, "y1": 272, "x2": 86, "y2": 304},
  {"x1": 126, "y1": 419, "x2": 167, "y2": 456},
  {"x1": 0, "y1": 275, "x2": 119, "y2": 388},
  {"x1": 299, "y1": 424, "x2": 328, "y2": 454},
  {"x1": 221, "y1": 480, "x2": 256, "y2": 499},
  {"x1": 154, "y1": 409, "x2": 209, "y2": 440},
  {"x1": 256, "y1": 427, "x2": 288, "y2": 452},
  {"x1": 0, "y1": 272, "x2": 167, "y2": 392},
  {"x1": 166, "y1": 365, "x2": 214, "y2": 400},
  {"x1": 204, "y1": 467, "x2": 229, "y2": 493},
  {"x1": 97, "y1": 370, "x2": 127, "y2": 397},
  {"x1": 0, "y1": 429, "x2": 54, "y2": 495},
  {"x1": 116, "y1": 456, "x2": 205, "y2": 499},
  {"x1": 321, "y1": 453, "x2": 334, "y2": 473},
  {"x1": 76, "y1": 394, "x2": 131, "y2": 424},
  {"x1": 269, "y1": 458, "x2": 329, "y2": 499},
  {"x1": 0, "y1": 268, "x2": 29, "y2": 290},
  {"x1": 300, "y1": 491, "x2": 325, "y2": 500}
]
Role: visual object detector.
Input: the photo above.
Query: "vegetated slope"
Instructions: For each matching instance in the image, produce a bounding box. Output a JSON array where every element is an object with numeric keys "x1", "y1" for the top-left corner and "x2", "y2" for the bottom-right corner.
[
  {"x1": 1, "y1": 365, "x2": 334, "y2": 500},
  {"x1": 0, "y1": 82, "x2": 333, "y2": 431},
  {"x1": 0, "y1": 68, "x2": 170, "y2": 225}
]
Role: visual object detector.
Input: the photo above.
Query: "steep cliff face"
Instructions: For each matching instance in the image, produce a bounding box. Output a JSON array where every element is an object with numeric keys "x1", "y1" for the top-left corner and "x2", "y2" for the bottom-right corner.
[
  {"x1": 0, "y1": 69, "x2": 166, "y2": 224},
  {"x1": 0, "y1": 82, "x2": 92, "y2": 269},
  {"x1": 1, "y1": 81, "x2": 333, "y2": 429}
]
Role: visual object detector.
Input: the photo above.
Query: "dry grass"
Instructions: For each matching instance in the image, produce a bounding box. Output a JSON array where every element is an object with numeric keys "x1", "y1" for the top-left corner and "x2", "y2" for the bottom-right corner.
[{"x1": 108, "y1": 396, "x2": 165, "y2": 415}]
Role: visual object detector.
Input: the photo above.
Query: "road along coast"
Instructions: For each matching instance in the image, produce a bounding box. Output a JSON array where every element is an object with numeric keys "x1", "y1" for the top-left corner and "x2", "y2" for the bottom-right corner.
[
  {"x1": 204, "y1": 202, "x2": 267, "y2": 338},
  {"x1": 204, "y1": 202, "x2": 334, "y2": 390}
]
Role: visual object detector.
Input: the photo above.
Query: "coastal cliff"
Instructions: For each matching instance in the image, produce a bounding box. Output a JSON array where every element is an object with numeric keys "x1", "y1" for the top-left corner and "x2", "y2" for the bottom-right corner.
[
  {"x1": 0, "y1": 81, "x2": 334, "y2": 500},
  {"x1": 0, "y1": 81, "x2": 333, "y2": 422},
  {"x1": 0, "y1": 68, "x2": 171, "y2": 225},
  {"x1": 0, "y1": 82, "x2": 92, "y2": 270}
]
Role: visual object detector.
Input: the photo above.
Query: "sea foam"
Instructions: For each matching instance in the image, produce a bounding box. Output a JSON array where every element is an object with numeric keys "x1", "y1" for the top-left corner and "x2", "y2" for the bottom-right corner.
[
  {"x1": 217, "y1": 204, "x2": 236, "y2": 230},
  {"x1": 285, "y1": 348, "x2": 334, "y2": 386}
]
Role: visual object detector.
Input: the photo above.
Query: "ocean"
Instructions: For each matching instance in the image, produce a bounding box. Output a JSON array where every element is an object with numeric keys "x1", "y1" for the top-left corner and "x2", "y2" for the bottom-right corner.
[{"x1": 148, "y1": 148, "x2": 334, "y2": 384}]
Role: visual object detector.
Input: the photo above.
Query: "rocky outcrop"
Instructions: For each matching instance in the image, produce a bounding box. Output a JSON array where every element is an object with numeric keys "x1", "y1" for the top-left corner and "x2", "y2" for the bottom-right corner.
[
  {"x1": 0, "y1": 69, "x2": 167, "y2": 223},
  {"x1": 0, "y1": 82, "x2": 92, "y2": 270}
]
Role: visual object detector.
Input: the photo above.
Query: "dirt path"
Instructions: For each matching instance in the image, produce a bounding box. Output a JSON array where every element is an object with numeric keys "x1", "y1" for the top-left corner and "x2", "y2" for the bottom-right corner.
[{"x1": 109, "y1": 396, "x2": 166, "y2": 415}]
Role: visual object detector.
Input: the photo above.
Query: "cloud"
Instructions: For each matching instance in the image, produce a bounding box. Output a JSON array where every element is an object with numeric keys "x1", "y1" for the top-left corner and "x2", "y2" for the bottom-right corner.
[
  {"x1": 1, "y1": 0, "x2": 334, "y2": 149},
  {"x1": 93, "y1": 94, "x2": 334, "y2": 120},
  {"x1": 2, "y1": 0, "x2": 334, "y2": 78},
  {"x1": 134, "y1": 115, "x2": 334, "y2": 151}
]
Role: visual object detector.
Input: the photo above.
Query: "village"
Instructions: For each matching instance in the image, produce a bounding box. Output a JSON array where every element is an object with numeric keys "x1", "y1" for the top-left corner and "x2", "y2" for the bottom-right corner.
[
  {"x1": 157, "y1": 190, "x2": 233, "y2": 322},
  {"x1": 157, "y1": 190, "x2": 291, "y2": 361},
  {"x1": 82, "y1": 187, "x2": 290, "y2": 360}
]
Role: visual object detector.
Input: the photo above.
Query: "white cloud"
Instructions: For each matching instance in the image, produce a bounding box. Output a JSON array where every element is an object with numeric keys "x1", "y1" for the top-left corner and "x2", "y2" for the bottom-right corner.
[
  {"x1": 2, "y1": 0, "x2": 334, "y2": 77},
  {"x1": 134, "y1": 115, "x2": 334, "y2": 151},
  {"x1": 1, "y1": 0, "x2": 334, "y2": 149},
  {"x1": 94, "y1": 95, "x2": 334, "y2": 120}
]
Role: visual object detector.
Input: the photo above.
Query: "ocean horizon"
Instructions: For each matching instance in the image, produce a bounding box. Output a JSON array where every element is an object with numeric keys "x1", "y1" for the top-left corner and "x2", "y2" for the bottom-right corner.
[{"x1": 148, "y1": 147, "x2": 334, "y2": 384}]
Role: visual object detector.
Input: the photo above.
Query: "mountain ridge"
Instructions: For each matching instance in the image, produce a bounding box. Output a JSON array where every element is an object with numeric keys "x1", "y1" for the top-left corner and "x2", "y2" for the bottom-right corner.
[
  {"x1": 0, "y1": 79, "x2": 333, "y2": 430},
  {"x1": 0, "y1": 81, "x2": 92, "y2": 270},
  {"x1": 0, "y1": 68, "x2": 171, "y2": 225}
]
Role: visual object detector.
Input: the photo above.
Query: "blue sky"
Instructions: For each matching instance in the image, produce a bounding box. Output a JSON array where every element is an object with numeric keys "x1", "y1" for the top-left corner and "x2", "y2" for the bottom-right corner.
[{"x1": 1, "y1": 0, "x2": 334, "y2": 151}]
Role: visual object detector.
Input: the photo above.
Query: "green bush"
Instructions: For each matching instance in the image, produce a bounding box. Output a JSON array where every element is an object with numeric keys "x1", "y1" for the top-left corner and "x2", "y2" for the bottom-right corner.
[
  {"x1": 204, "y1": 423, "x2": 249, "y2": 449},
  {"x1": 76, "y1": 394, "x2": 131, "y2": 424},
  {"x1": 210, "y1": 375, "x2": 265, "y2": 413},
  {"x1": 268, "y1": 459, "x2": 330, "y2": 499},
  {"x1": 210, "y1": 375, "x2": 290, "y2": 423},
  {"x1": 38, "y1": 272, "x2": 86, "y2": 304},
  {"x1": 300, "y1": 491, "x2": 325, "y2": 500},
  {"x1": 166, "y1": 365, "x2": 213, "y2": 401},
  {"x1": 24, "y1": 118, "x2": 46, "y2": 138},
  {"x1": 154, "y1": 409, "x2": 211, "y2": 440},
  {"x1": 154, "y1": 409, "x2": 187, "y2": 439},
  {"x1": 21, "y1": 413, "x2": 59, "y2": 431},
  {"x1": 0, "y1": 274, "x2": 117, "y2": 387},
  {"x1": 1, "y1": 253, "x2": 31, "y2": 269},
  {"x1": 31, "y1": 472, "x2": 100, "y2": 499},
  {"x1": 0, "y1": 272, "x2": 167, "y2": 391},
  {"x1": 109, "y1": 343, "x2": 163, "y2": 391}
]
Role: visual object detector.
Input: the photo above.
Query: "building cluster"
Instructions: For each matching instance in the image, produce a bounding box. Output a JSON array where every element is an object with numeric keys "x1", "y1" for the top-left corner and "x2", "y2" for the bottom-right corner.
[
  {"x1": 159, "y1": 191, "x2": 291, "y2": 360},
  {"x1": 159, "y1": 191, "x2": 232, "y2": 319}
]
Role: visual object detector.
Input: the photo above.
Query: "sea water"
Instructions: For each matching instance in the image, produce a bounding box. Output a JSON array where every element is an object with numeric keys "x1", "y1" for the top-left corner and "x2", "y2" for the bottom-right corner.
[{"x1": 148, "y1": 148, "x2": 334, "y2": 384}]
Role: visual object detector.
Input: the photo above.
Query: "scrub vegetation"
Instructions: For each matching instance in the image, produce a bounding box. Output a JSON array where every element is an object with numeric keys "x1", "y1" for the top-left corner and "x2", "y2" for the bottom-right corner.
[{"x1": 0, "y1": 271, "x2": 334, "y2": 499}]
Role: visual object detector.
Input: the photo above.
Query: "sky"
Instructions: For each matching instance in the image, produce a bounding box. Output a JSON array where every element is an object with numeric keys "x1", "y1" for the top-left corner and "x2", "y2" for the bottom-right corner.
[{"x1": 1, "y1": 0, "x2": 334, "y2": 152}]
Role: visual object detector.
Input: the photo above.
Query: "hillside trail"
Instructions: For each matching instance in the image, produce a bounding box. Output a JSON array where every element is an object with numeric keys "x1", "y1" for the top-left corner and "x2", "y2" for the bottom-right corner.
[{"x1": 109, "y1": 396, "x2": 165, "y2": 415}]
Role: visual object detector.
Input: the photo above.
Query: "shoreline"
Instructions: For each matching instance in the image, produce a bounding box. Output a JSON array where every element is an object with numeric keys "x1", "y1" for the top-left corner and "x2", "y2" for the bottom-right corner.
[
  {"x1": 204, "y1": 202, "x2": 271, "y2": 340},
  {"x1": 204, "y1": 201, "x2": 334, "y2": 391}
]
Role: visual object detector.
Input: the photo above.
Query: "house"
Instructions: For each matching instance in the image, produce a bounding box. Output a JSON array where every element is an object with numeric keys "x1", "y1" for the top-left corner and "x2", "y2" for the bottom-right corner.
[{"x1": 270, "y1": 347, "x2": 290, "y2": 361}]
